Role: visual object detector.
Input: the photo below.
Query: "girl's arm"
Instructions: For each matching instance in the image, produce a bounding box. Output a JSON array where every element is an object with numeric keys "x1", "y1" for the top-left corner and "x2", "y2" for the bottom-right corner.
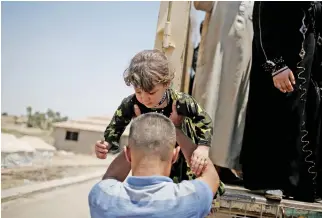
[
  {"x1": 176, "y1": 94, "x2": 213, "y2": 147},
  {"x1": 104, "y1": 96, "x2": 134, "y2": 152}
]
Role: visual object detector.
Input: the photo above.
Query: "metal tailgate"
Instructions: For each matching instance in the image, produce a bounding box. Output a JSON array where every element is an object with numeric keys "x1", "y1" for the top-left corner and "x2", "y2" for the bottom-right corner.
[{"x1": 209, "y1": 185, "x2": 322, "y2": 218}]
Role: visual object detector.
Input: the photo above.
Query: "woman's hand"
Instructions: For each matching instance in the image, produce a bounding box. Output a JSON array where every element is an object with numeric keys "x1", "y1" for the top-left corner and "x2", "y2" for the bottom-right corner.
[
  {"x1": 191, "y1": 145, "x2": 209, "y2": 176},
  {"x1": 273, "y1": 68, "x2": 296, "y2": 93}
]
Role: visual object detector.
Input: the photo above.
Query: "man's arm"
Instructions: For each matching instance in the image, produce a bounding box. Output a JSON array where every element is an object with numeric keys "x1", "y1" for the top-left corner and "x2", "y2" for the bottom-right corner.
[
  {"x1": 176, "y1": 128, "x2": 220, "y2": 194},
  {"x1": 102, "y1": 150, "x2": 131, "y2": 181}
]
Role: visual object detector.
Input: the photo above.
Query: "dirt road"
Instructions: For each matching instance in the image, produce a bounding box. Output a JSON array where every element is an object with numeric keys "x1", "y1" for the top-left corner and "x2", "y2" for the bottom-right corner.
[{"x1": 1, "y1": 179, "x2": 99, "y2": 218}]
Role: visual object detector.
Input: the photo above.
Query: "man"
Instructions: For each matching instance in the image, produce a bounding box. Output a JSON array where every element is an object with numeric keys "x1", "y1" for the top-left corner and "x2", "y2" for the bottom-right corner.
[{"x1": 89, "y1": 112, "x2": 220, "y2": 218}]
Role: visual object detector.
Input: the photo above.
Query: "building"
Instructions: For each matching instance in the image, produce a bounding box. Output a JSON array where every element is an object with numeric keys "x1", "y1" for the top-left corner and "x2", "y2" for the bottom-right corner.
[{"x1": 52, "y1": 116, "x2": 129, "y2": 155}]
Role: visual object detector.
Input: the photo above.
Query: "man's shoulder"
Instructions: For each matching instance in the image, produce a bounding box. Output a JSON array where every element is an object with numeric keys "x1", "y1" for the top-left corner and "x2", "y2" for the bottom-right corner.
[
  {"x1": 174, "y1": 180, "x2": 213, "y2": 216},
  {"x1": 88, "y1": 179, "x2": 130, "y2": 218},
  {"x1": 96, "y1": 179, "x2": 123, "y2": 190},
  {"x1": 89, "y1": 179, "x2": 123, "y2": 201},
  {"x1": 180, "y1": 180, "x2": 214, "y2": 212},
  {"x1": 178, "y1": 180, "x2": 212, "y2": 194},
  {"x1": 88, "y1": 179, "x2": 209, "y2": 198}
]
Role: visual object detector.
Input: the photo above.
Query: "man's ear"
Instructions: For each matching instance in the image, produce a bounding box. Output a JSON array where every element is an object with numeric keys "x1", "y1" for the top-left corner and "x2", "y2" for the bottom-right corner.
[
  {"x1": 124, "y1": 146, "x2": 131, "y2": 163},
  {"x1": 172, "y1": 146, "x2": 180, "y2": 164}
]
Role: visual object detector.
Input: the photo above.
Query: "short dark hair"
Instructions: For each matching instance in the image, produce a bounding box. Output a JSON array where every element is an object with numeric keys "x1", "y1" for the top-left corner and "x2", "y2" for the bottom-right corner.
[{"x1": 128, "y1": 113, "x2": 176, "y2": 161}]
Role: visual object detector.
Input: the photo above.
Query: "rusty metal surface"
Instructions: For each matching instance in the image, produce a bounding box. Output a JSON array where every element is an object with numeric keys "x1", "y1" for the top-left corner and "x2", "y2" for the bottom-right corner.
[{"x1": 209, "y1": 186, "x2": 322, "y2": 218}]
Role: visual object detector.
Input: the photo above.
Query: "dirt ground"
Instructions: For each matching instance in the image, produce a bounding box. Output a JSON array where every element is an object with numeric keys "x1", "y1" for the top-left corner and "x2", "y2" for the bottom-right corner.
[
  {"x1": 1, "y1": 179, "x2": 98, "y2": 218},
  {"x1": 1, "y1": 166, "x2": 105, "y2": 190},
  {"x1": 1, "y1": 153, "x2": 115, "y2": 190}
]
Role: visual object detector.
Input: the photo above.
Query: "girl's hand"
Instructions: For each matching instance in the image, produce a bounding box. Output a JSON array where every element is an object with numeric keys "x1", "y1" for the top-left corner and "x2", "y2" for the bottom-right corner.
[
  {"x1": 191, "y1": 145, "x2": 209, "y2": 176},
  {"x1": 95, "y1": 140, "x2": 109, "y2": 159}
]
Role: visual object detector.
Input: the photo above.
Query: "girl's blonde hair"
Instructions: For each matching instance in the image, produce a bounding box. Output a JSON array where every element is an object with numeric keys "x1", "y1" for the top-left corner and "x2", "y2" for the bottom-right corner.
[{"x1": 123, "y1": 49, "x2": 175, "y2": 92}]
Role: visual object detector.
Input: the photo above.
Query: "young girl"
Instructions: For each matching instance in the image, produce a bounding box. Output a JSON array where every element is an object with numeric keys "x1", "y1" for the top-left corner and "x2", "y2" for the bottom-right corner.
[{"x1": 96, "y1": 49, "x2": 225, "y2": 196}]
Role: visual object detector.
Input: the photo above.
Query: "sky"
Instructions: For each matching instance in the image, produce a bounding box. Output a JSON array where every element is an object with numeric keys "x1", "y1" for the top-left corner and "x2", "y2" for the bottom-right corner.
[{"x1": 1, "y1": 1, "x2": 204, "y2": 119}]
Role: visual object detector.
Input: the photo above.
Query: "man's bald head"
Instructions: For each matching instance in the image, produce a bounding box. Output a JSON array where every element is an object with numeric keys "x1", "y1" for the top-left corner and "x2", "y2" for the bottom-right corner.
[{"x1": 128, "y1": 113, "x2": 176, "y2": 161}]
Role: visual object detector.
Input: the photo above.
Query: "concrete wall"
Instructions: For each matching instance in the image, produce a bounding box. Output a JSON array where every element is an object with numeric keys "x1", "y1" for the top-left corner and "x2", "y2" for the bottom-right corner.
[{"x1": 52, "y1": 127, "x2": 128, "y2": 155}]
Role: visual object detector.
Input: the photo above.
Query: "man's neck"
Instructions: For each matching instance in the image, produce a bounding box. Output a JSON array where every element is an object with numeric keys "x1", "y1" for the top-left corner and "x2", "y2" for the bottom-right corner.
[{"x1": 131, "y1": 160, "x2": 169, "y2": 177}]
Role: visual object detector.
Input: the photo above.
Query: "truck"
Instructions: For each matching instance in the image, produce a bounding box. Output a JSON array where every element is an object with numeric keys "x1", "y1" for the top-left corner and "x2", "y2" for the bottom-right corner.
[{"x1": 152, "y1": 1, "x2": 322, "y2": 217}]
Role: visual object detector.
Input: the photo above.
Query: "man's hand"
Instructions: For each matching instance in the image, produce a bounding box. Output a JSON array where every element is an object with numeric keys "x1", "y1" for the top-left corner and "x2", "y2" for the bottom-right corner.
[
  {"x1": 273, "y1": 68, "x2": 296, "y2": 93},
  {"x1": 134, "y1": 102, "x2": 183, "y2": 127},
  {"x1": 134, "y1": 104, "x2": 141, "y2": 117},
  {"x1": 95, "y1": 140, "x2": 109, "y2": 159},
  {"x1": 191, "y1": 145, "x2": 209, "y2": 176},
  {"x1": 169, "y1": 101, "x2": 184, "y2": 127}
]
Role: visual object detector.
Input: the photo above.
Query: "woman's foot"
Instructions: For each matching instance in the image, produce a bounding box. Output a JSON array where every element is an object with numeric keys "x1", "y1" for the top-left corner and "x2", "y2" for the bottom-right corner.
[
  {"x1": 250, "y1": 189, "x2": 283, "y2": 201},
  {"x1": 264, "y1": 189, "x2": 283, "y2": 201},
  {"x1": 216, "y1": 166, "x2": 243, "y2": 185}
]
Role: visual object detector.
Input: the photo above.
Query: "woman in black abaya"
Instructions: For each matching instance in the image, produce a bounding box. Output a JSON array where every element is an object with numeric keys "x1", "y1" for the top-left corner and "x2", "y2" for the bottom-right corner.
[{"x1": 241, "y1": 2, "x2": 322, "y2": 202}]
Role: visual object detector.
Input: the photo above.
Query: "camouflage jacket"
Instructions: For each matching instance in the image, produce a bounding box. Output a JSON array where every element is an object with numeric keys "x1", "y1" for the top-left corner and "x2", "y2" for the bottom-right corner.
[
  {"x1": 104, "y1": 89, "x2": 225, "y2": 197},
  {"x1": 104, "y1": 88, "x2": 213, "y2": 151}
]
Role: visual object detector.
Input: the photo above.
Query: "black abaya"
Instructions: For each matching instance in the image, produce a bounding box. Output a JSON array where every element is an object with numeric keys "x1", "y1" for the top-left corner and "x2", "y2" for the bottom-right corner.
[{"x1": 240, "y1": 2, "x2": 322, "y2": 202}]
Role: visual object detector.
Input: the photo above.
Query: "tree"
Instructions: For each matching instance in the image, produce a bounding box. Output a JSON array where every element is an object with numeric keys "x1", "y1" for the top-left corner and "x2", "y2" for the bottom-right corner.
[
  {"x1": 2, "y1": 112, "x2": 8, "y2": 116},
  {"x1": 46, "y1": 109, "x2": 55, "y2": 119},
  {"x1": 26, "y1": 106, "x2": 32, "y2": 115},
  {"x1": 61, "y1": 116, "x2": 68, "y2": 122},
  {"x1": 26, "y1": 106, "x2": 33, "y2": 127},
  {"x1": 24, "y1": 106, "x2": 67, "y2": 129},
  {"x1": 33, "y1": 111, "x2": 41, "y2": 128},
  {"x1": 55, "y1": 112, "x2": 61, "y2": 119},
  {"x1": 13, "y1": 116, "x2": 18, "y2": 124},
  {"x1": 39, "y1": 113, "x2": 46, "y2": 129}
]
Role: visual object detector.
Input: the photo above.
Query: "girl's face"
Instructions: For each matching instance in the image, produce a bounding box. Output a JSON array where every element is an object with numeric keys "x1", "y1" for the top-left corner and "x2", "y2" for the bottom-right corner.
[{"x1": 134, "y1": 83, "x2": 169, "y2": 108}]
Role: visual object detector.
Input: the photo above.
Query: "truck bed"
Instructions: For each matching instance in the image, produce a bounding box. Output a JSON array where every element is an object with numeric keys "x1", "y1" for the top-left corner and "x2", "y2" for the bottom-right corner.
[{"x1": 211, "y1": 185, "x2": 322, "y2": 218}]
